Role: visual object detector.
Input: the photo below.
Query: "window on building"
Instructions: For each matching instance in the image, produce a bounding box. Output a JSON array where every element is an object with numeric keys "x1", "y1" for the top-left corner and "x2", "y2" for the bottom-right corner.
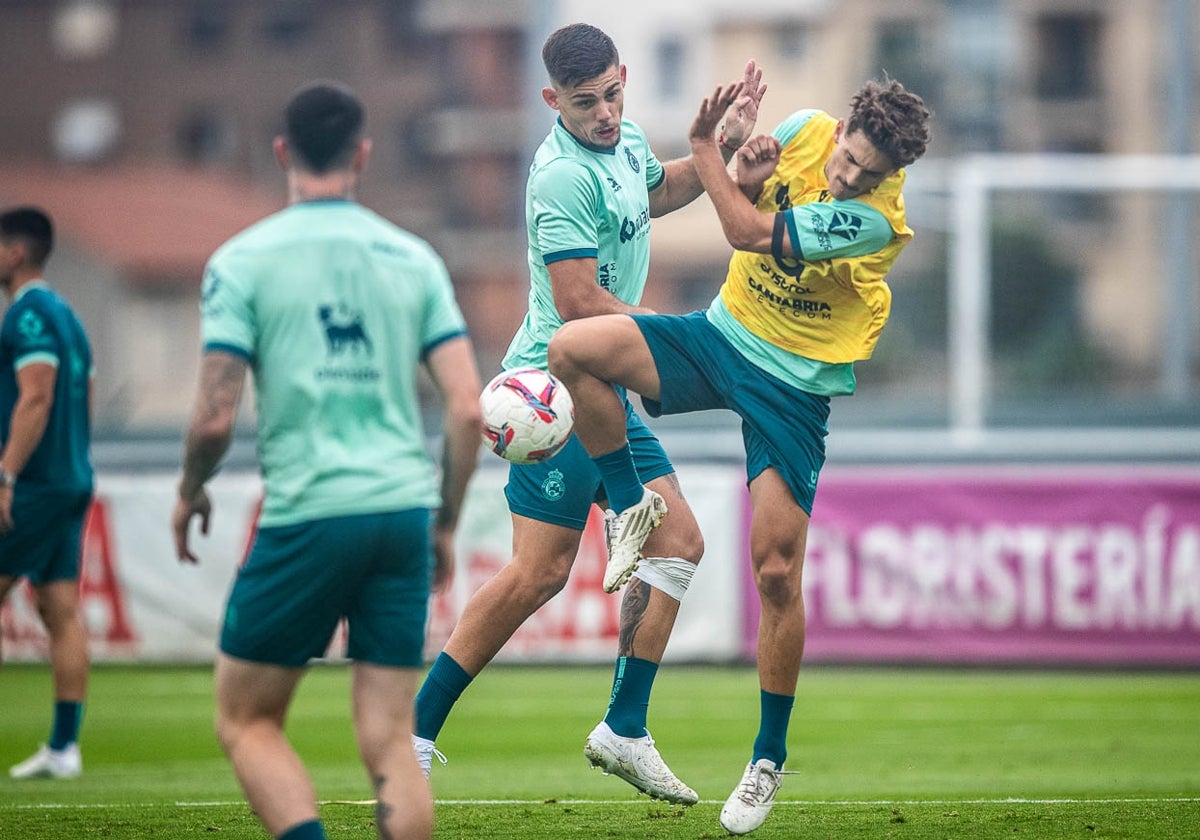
[
  {"x1": 873, "y1": 20, "x2": 936, "y2": 101},
  {"x1": 397, "y1": 114, "x2": 434, "y2": 172},
  {"x1": 774, "y1": 21, "x2": 808, "y2": 63},
  {"x1": 260, "y1": 0, "x2": 314, "y2": 47},
  {"x1": 176, "y1": 107, "x2": 237, "y2": 165},
  {"x1": 1035, "y1": 14, "x2": 1101, "y2": 100},
  {"x1": 655, "y1": 37, "x2": 685, "y2": 102},
  {"x1": 52, "y1": 0, "x2": 118, "y2": 59},
  {"x1": 52, "y1": 99, "x2": 122, "y2": 162},
  {"x1": 380, "y1": 0, "x2": 420, "y2": 52},
  {"x1": 183, "y1": 0, "x2": 230, "y2": 50}
]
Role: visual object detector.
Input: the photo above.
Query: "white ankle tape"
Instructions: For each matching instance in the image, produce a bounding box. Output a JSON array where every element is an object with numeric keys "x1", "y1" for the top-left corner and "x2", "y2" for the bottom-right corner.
[{"x1": 632, "y1": 556, "x2": 696, "y2": 601}]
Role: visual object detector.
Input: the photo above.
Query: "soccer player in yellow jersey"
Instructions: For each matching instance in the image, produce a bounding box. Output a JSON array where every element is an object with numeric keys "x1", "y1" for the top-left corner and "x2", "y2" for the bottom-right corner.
[{"x1": 550, "y1": 77, "x2": 930, "y2": 835}]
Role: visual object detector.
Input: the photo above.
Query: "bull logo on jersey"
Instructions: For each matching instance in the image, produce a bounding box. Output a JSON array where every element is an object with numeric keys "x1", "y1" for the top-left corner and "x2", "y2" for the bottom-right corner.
[
  {"x1": 624, "y1": 146, "x2": 640, "y2": 173},
  {"x1": 318, "y1": 304, "x2": 374, "y2": 356},
  {"x1": 828, "y1": 210, "x2": 863, "y2": 241}
]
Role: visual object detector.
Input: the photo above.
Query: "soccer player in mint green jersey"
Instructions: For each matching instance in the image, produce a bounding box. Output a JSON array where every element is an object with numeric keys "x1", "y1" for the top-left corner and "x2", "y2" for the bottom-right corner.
[
  {"x1": 0, "y1": 207, "x2": 94, "y2": 782},
  {"x1": 552, "y1": 79, "x2": 931, "y2": 834},
  {"x1": 173, "y1": 82, "x2": 482, "y2": 840},
  {"x1": 413, "y1": 22, "x2": 765, "y2": 806}
]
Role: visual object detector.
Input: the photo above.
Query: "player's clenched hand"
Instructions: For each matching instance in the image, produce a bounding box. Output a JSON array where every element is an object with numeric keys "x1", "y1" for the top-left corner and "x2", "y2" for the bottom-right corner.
[
  {"x1": 735, "y1": 134, "x2": 782, "y2": 190},
  {"x1": 173, "y1": 488, "x2": 211, "y2": 565},
  {"x1": 719, "y1": 60, "x2": 767, "y2": 148},
  {"x1": 689, "y1": 83, "x2": 746, "y2": 146}
]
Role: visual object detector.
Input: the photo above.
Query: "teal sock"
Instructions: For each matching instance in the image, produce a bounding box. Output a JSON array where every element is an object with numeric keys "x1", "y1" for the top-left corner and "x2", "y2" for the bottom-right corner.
[
  {"x1": 49, "y1": 701, "x2": 83, "y2": 750},
  {"x1": 414, "y1": 653, "x2": 473, "y2": 741},
  {"x1": 603, "y1": 656, "x2": 658, "y2": 738},
  {"x1": 277, "y1": 819, "x2": 327, "y2": 840},
  {"x1": 594, "y1": 445, "x2": 644, "y2": 514},
  {"x1": 751, "y1": 689, "x2": 795, "y2": 768}
]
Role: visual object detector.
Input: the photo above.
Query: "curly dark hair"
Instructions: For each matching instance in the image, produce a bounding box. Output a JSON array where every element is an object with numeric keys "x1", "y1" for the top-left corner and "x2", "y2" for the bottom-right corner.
[{"x1": 846, "y1": 77, "x2": 931, "y2": 169}]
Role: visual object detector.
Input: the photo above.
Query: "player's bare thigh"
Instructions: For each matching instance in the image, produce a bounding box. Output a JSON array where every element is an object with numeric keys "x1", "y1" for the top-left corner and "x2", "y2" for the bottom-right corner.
[
  {"x1": 509, "y1": 513, "x2": 586, "y2": 583},
  {"x1": 551, "y1": 314, "x2": 662, "y2": 402}
]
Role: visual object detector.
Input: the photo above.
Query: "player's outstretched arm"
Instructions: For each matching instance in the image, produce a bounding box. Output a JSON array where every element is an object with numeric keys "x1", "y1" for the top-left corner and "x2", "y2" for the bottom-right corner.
[
  {"x1": 718, "y1": 59, "x2": 767, "y2": 149},
  {"x1": 648, "y1": 60, "x2": 767, "y2": 218},
  {"x1": 425, "y1": 334, "x2": 483, "y2": 593},
  {"x1": 688, "y1": 84, "x2": 783, "y2": 254}
]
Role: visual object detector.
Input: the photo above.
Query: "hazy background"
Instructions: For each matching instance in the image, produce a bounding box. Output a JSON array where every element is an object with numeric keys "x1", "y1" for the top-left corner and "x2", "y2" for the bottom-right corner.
[{"x1": 0, "y1": 0, "x2": 1196, "y2": 468}]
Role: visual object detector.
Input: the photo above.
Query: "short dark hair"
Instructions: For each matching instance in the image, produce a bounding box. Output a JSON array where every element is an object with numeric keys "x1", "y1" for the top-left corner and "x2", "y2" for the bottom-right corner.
[
  {"x1": 542, "y1": 23, "x2": 619, "y2": 89},
  {"x1": 846, "y1": 77, "x2": 931, "y2": 169},
  {"x1": 0, "y1": 206, "x2": 54, "y2": 267},
  {"x1": 283, "y1": 80, "x2": 365, "y2": 174}
]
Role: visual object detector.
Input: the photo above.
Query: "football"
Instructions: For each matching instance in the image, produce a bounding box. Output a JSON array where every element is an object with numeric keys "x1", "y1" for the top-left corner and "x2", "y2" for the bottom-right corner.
[{"x1": 480, "y1": 367, "x2": 575, "y2": 465}]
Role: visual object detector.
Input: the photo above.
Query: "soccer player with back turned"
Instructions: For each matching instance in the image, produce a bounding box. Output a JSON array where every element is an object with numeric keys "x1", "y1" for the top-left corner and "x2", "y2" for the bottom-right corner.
[{"x1": 173, "y1": 81, "x2": 482, "y2": 840}]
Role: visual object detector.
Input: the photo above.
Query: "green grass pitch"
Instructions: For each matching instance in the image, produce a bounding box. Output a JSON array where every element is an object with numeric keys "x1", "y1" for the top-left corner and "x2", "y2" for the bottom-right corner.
[{"x1": 1, "y1": 663, "x2": 1198, "y2": 838}]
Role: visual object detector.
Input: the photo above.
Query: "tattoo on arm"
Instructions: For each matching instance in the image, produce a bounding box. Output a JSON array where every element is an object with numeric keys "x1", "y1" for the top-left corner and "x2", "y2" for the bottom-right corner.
[
  {"x1": 617, "y1": 578, "x2": 651, "y2": 657},
  {"x1": 180, "y1": 353, "x2": 246, "y2": 498}
]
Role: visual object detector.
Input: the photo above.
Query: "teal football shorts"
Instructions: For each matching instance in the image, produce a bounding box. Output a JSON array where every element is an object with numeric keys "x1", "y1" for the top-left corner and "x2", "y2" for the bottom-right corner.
[
  {"x1": 0, "y1": 490, "x2": 91, "y2": 585},
  {"x1": 220, "y1": 507, "x2": 433, "y2": 668},
  {"x1": 633, "y1": 310, "x2": 831, "y2": 514},
  {"x1": 505, "y1": 394, "x2": 674, "y2": 530}
]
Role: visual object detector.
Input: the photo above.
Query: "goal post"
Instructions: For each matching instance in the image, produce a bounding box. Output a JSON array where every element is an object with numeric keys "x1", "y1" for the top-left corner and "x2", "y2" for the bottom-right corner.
[{"x1": 948, "y1": 153, "x2": 1200, "y2": 445}]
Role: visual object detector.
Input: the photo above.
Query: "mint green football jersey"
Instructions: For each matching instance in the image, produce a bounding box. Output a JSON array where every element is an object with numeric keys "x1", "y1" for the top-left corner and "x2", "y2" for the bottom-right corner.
[
  {"x1": 503, "y1": 118, "x2": 664, "y2": 369},
  {"x1": 200, "y1": 201, "x2": 468, "y2": 527}
]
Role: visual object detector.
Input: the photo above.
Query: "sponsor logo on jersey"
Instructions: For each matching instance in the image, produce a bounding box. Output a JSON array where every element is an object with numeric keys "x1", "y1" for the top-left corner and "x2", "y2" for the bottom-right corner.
[
  {"x1": 597, "y1": 262, "x2": 616, "y2": 289},
  {"x1": 828, "y1": 210, "x2": 863, "y2": 241},
  {"x1": 747, "y1": 278, "x2": 833, "y2": 319},
  {"x1": 606, "y1": 176, "x2": 622, "y2": 192},
  {"x1": 318, "y1": 304, "x2": 374, "y2": 357},
  {"x1": 619, "y1": 208, "x2": 650, "y2": 244}
]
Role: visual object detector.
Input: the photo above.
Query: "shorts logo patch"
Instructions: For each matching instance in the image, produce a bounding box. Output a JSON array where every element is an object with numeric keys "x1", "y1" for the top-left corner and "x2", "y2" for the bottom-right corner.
[{"x1": 541, "y1": 469, "x2": 566, "y2": 501}]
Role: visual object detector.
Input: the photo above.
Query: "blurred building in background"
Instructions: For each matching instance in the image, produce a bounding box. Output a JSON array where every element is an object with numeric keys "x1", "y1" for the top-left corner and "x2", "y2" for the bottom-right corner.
[{"x1": 0, "y1": 0, "x2": 1196, "y2": 459}]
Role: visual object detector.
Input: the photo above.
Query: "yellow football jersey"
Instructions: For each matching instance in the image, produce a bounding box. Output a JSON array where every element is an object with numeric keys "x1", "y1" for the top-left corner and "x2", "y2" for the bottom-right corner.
[{"x1": 719, "y1": 111, "x2": 912, "y2": 363}]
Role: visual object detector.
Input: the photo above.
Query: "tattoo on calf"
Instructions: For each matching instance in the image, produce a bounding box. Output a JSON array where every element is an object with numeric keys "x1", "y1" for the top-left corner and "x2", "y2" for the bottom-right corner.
[{"x1": 618, "y1": 578, "x2": 651, "y2": 656}]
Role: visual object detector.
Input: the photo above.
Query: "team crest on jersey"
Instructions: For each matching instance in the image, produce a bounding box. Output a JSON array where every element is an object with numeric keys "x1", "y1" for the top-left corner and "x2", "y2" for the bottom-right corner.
[
  {"x1": 200, "y1": 269, "x2": 223, "y2": 316},
  {"x1": 541, "y1": 469, "x2": 566, "y2": 501},
  {"x1": 16, "y1": 310, "x2": 44, "y2": 340},
  {"x1": 318, "y1": 304, "x2": 374, "y2": 356},
  {"x1": 624, "y1": 146, "x2": 640, "y2": 173}
]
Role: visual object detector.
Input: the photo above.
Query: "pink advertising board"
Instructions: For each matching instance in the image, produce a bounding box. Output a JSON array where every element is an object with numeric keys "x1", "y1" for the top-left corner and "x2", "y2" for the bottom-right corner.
[{"x1": 742, "y1": 465, "x2": 1200, "y2": 665}]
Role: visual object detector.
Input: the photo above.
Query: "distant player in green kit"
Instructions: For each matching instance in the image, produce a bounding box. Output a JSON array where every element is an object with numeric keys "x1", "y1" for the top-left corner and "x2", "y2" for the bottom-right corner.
[
  {"x1": 412, "y1": 22, "x2": 765, "y2": 805},
  {"x1": 0, "y1": 206, "x2": 94, "y2": 781},
  {"x1": 172, "y1": 81, "x2": 482, "y2": 840}
]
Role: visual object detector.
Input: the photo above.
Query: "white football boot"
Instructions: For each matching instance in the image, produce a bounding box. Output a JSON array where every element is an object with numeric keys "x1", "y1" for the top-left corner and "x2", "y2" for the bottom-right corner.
[
  {"x1": 9, "y1": 743, "x2": 82, "y2": 780},
  {"x1": 602, "y1": 488, "x2": 667, "y2": 593},
  {"x1": 720, "y1": 758, "x2": 790, "y2": 834},
  {"x1": 584, "y1": 721, "x2": 698, "y2": 805}
]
